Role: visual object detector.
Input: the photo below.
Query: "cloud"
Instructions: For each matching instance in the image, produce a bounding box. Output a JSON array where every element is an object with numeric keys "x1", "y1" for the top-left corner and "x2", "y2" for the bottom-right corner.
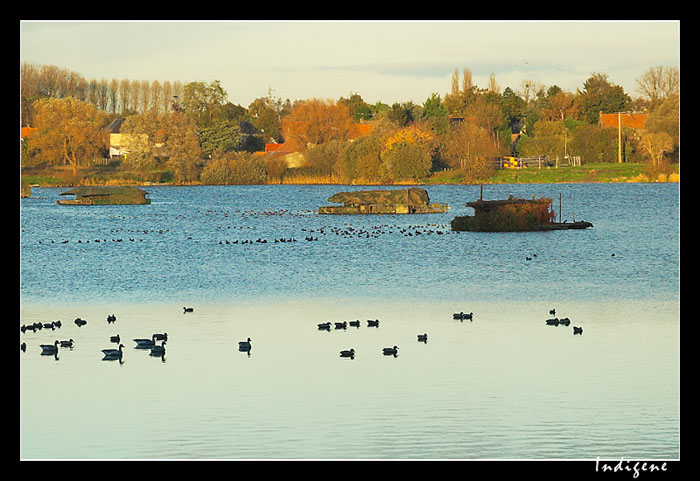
[{"x1": 20, "y1": 20, "x2": 679, "y2": 106}]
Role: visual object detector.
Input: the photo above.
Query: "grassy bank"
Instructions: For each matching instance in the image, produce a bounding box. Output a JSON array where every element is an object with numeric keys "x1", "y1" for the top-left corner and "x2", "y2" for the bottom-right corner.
[
  {"x1": 21, "y1": 162, "x2": 679, "y2": 188},
  {"x1": 427, "y1": 163, "x2": 679, "y2": 184}
]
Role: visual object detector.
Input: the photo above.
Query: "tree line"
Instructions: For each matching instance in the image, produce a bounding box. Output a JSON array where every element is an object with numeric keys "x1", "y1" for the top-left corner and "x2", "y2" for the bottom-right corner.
[{"x1": 20, "y1": 62, "x2": 679, "y2": 185}]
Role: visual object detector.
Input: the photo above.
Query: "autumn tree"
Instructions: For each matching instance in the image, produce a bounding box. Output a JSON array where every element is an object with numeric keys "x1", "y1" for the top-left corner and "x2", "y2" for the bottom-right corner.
[
  {"x1": 339, "y1": 135, "x2": 383, "y2": 183},
  {"x1": 119, "y1": 111, "x2": 164, "y2": 176},
  {"x1": 444, "y1": 68, "x2": 479, "y2": 116},
  {"x1": 338, "y1": 93, "x2": 372, "y2": 121},
  {"x1": 442, "y1": 121, "x2": 497, "y2": 182},
  {"x1": 283, "y1": 99, "x2": 354, "y2": 149},
  {"x1": 180, "y1": 80, "x2": 228, "y2": 129},
  {"x1": 568, "y1": 124, "x2": 618, "y2": 163},
  {"x1": 380, "y1": 126, "x2": 434, "y2": 182},
  {"x1": 304, "y1": 139, "x2": 346, "y2": 179},
  {"x1": 29, "y1": 97, "x2": 108, "y2": 176},
  {"x1": 162, "y1": 111, "x2": 202, "y2": 183},
  {"x1": 541, "y1": 91, "x2": 579, "y2": 122},
  {"x1": 518, "y1": 120, "x2": 567, "y2": 160},
  {"x1": 248, "y1": 96, "x2": 285, "y2": 143},
  {"x1": 644, "y1": 93, "x2": 679, "y2": 157}
]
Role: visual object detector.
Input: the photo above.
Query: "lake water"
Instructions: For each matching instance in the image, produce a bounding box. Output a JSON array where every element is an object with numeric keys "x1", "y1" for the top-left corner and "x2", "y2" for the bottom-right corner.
[{"x1": 19, "y1": 183, "x2": 680, "y2": 460}]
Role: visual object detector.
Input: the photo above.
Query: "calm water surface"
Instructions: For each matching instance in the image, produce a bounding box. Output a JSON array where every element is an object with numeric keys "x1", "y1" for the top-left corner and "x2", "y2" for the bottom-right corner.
[{"x1": 19, "y1": 183, "x2": 679, "y2": 460}]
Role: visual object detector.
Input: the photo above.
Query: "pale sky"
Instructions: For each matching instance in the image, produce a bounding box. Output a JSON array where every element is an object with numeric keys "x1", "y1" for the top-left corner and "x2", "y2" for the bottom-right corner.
[{"x1": 20, "y1": 20, "x2": 680, "y2": 108}]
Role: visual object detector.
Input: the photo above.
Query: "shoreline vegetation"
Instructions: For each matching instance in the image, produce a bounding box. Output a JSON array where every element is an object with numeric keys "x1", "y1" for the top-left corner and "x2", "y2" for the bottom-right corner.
[
  {"x1": 21, "y1": 64, "x2": 679, "y2": 193},
  {"x1": 21, "y1": 162, "x2": 679, "y2": 189}
]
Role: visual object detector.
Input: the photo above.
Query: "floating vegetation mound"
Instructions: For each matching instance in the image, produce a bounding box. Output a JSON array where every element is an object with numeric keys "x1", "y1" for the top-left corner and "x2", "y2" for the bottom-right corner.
[
  {"x1": 57, "y1": 186, "x2": 151, "y2": 205},
  {"x1": 451, "y1": 195, "x2": 591, "y2": 232},
  {"x1": 319, "y1": 188, "x2": 448, "y2": 214}
]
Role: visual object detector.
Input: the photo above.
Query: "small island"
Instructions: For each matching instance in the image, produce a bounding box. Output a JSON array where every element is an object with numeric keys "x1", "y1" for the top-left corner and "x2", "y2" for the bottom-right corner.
[
  {"x1": 318, "y1": 188, "x2": 449, "y2": 215},
  {"x1": 451, "y1": 195, "x2": 592, "y2": 232},
  {"x1": 56, "y1": 186, "x2": 151, "y2": 205}
]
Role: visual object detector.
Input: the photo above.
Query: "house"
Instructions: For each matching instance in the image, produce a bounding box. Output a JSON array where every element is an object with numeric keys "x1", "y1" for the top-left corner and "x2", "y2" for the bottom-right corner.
[
  {"x1": 106, "y1": 118, "x2": 165, "y2": 159},
  {"x1": 598, "y1": 111, "x2": 648, "y2": 130},
  {"x1": 20, "y1": 126, "x2": 38, "y2": 139},
  {"x1": 254, "y1": 122, "x2": 373, "y2": 168}
]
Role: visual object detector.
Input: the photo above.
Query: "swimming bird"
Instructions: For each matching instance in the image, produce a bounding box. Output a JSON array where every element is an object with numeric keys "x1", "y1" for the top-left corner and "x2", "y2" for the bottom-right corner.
[
  {"x1": 106, "y1": 314, "x2": 117, "y2": 323},
  {"x1": 349, "y1": 320, "x2": 361, "y2": 328},
  {"x1": 153, "y1": 332, "x2": 168, "y2": 341},
  {"x1": 339, "y1": 348, "x2": 355, "y2": 358},
  {"x1": 573, "y1": 326, "x2": 583, "y2": 335},
  {"x1": 54, "y1": 320, "x2": 62, "y2": 328},
  {"x1": 238, "y1": 338, "x2": 252, "y2": 351},
  {"x1": 74, "y1": 318, "x2": 87, "y2": 327},
  {"x1": 20, "y1": 342, "x2": 26, "y2": 352},
  {"x1": 110, "y1": 335, "x2": 120, "y2": 343},
  {"x1": 382, "y1": 346, "x2": 399, "y2": 356},
  {"x1": 183, "y1": 307, "x2": 194, "y2": 313},
  {"x1": 150, "y1": 341, "x2": 166, "y2": 356},
  {"x1": 417, "y1": 333, "x2": 428, "y2": 343},
  {"x1": 42, "y1": 322, "x2": 56, "y2": 330},
  {"x1": 549, "y1": 309, "x2": 556, "y2": 316},
  {"x1": 559, "y1": 317, "x2": 571, "y2": 326},
  {"x1": 367, "y1": 319, "x2": 380, "y2": 327},
  {"x1": 334, "y1": 321, "x2": 347, "y2": 330},
  {"x1": 102, "y1": 344, "x2": 124, "y2": 360},
  {"x1": 133, "y1": 334, "x2": 157, "y2": 348},
  {"x1": 59, "y1": 339, "x2": 74, "y2": 347},
  {"x1": 40, "y1": 340, "x2": 60, "y2": 355},
  {"x1": 545, "y1": 318, "x2": 560, "y2": 326},
  {"x1": 317, "y1": 322, "x2": 332, "y2": 331}
]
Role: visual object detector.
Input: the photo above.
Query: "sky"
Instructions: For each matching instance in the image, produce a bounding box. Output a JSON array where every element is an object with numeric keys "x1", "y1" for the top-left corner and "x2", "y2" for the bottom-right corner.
[{"x1": 20, "y1": 20, "x2": 680, "y2": 108}]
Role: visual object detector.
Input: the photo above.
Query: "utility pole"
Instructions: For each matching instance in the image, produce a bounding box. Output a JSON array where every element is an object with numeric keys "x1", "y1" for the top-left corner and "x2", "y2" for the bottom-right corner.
[{"x1": 618, "y1": 112, "x2": 623, "y2": 163}]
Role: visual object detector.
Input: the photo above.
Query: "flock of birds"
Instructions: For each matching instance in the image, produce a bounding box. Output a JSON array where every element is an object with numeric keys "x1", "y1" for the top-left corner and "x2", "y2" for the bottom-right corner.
[
  {"x1": 20, "y1": 306, "x2": 256, "y2": 362},
  {"x1": 315, "y1": 318, "x2": 405, "y2": 359},
  {"x1": 29, "y1": 214, "x2": 455, "y2": 248},
  {"x1": 545, "y1": 308, "x2": 584, "y2": 334},
  {"x1": 20, "y1": 305, "x2": 584, "y2": 363},
  {"x1": 320, "y1": 307, "x2": 584, "y2": 360}
]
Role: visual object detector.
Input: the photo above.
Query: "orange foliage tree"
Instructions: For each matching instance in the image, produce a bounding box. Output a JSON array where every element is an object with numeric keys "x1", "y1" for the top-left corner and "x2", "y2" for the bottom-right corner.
[
  {"x1": 282, "y1": 99, "x2": 354, "y2": 149},
  {"x1": 29, "y1": 96, "x2": 107, "y2": 176},
  {"x1": 380, "y1": 126, "x2": 435, "y2": 182}
]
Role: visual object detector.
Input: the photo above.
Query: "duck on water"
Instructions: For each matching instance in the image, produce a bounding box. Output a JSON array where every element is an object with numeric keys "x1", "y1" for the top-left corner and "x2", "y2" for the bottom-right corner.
[{"x1": 102, "y1": 344, "x2": 124, "y2": 360}]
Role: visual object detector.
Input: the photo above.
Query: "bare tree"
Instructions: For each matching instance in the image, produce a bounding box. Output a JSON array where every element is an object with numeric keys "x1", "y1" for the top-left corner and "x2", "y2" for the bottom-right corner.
[
  {"x1": 151, "y1": 80, "x2": 163, "y2": 113},
  {"x1": 140, "y1": 80, "x2": 151, "y2": 113},
  {"x1": 636, "y1": 66, "x2": 679, "y2": 102},
  {"x1": 162, "y1": 81, "x2": 173, "y2": 113},
  {"x1": 97, "y1": 78, "x2": 110, "y2": 111},
  {"x1": 119, "y1": 79, "x2": 132, "y2": 114},
  {"x1": 462, "y1": 68, "x2": 474, "y2": 93},
  {"x1": 109, "y1": 78, "x2": 120, "y2": 114},
  {"x1": 487, "y1": 72, "x2": 500, "y2": 94}
]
